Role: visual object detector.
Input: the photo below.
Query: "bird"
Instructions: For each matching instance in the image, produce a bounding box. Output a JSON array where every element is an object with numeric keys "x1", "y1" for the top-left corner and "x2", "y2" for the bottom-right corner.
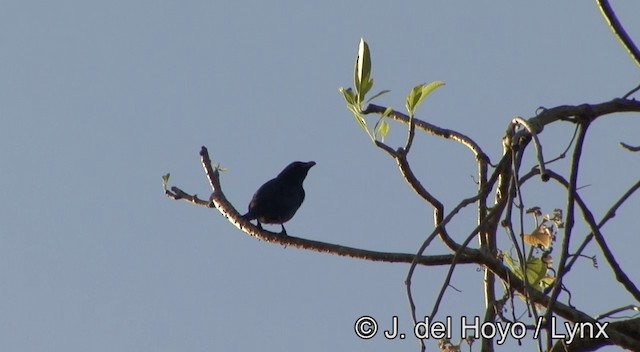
[{"x1": 243, "y1": 161, "x2": 316, "y2": 235}]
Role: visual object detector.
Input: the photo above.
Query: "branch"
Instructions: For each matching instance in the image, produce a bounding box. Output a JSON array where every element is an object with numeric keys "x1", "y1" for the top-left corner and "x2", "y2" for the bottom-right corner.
[
  {"x1": 363, "y1": 104, "x2": 490, "y2": 164},
  {"x1": 529, "y1": 98, "x2": 640, "y2": 128},
  {"x1": 620, "y1": 142, "x2": 640, "y2": 152},
  {"x1": 566, "y1": 177, "x2": 640, "y2": 270},
  {"x1": 518, "y1": 168, "x2": 640, "y2": 302},
  {"x1": 545, "y1": 121, "x2": 590, "y2": 328},
  {"x1": 548, "y1": 171, "x2": 640, "y2": 302},
  {"x1": 512, "y1": 116, "x2": 548, "y2": 181},
  {"x1": 165, "y1": 146, "x2": 476, "y2": 266},
  {"x1": 623, "y1": 83, "x2": 640, "y2": 99},
  {"x1": 477, "y1": 251, "x2": 640, "y2": 350},
  {"x1": 165, "y1": 186, "x2": 211, "y2": 207},
  {"x1": 596, "y1": 0, "x2": 640, "y2": 68}
]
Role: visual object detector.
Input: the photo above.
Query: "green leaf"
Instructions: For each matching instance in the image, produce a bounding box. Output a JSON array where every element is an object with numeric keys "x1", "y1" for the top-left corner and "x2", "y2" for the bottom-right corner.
[
  {"x1": 419, "y1": 81, "x2": 445, "y2": 101},
  {"x1": 361, "y1": 77, "x2": 373, "y2": 98},
  {"x1": 161, "y1": 173, "x2": 171, "y2": 190},
  {"x1": 502, "y1": 253, "x2": 524, "y2": 281},
  {"x1": 339, "y1": 87, "x2": 356, "y2": 105},
  {"x1": 355, "y1": 38, "x2": 371, "y2": 96},
  {"x1": 405, "y1": 81, "x2": 445, "y2": 116},
  {"x1": 540, "y1": 276, "x2": 555, "y2": 289},
  {"x1": 366, "y1": 89, "x2": 391, "y2": 103},
  {"x1": 524, "y1": 257, "x2": 547, "y2": 287},
  {"x1": 373, "y1": 107, "x2": 393, "y2": 141},
  {"x1": 353, "y1": 38, "x2": 374, "y2": 103},
  {"x1": 405, "y1": 85, "x2": 420, "y2": 115},
  {"x1": 376, "y1": 120, "x2": 389, "y2": 141},
  {"x1": 503, "y1": 253, "x2": 549, "y2": 291},
  {"x1": 213, "y1": 163, "x2": 227, "y2": 172}
]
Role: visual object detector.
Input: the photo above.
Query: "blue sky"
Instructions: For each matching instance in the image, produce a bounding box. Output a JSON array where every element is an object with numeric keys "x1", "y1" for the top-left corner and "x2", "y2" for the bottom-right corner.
[{"x1": 2, "y1": 1, "x2": 639, "y2": 351}]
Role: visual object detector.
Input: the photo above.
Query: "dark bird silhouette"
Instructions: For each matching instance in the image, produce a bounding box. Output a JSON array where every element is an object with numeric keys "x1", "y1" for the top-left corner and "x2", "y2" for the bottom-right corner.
[{"x1": 243, "y1": 161, "x2": 316, "y2": 235}]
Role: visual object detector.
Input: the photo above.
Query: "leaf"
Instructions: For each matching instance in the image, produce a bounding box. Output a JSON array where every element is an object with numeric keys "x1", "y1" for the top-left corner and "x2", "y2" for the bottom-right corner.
[
  {"x1": 355, "y1": 38, "x2": 372, "y2": 99},
  {"x1": 377, "y1": 120, "x2": 389, "y2": 141},
  {"x1": 419, "y1": 81, "x2": 445, "y2": 101},
  {"x1": 523, "y1": 225, "x2": 553, "y2": 248},
  {"x1": 405, "y1": 85, "x2": 420, "y2": 116},
  {"x1": 524, "y1": 257, "x2": 547, "y2": 287},
  {"x1": 405, "y1": 81, "x2": 445, "y2": 116},
  {"x1": 361, "y1": 77, "x2": 373, "y2": 98},
  {"x1": 213, "y1": 163, "x2": 227, "y2": 172},
  {"x1": 373, "y1": 107, "x2": 393, "y2": 141},
  {"x1": 380, "y1": 120, "x2": 389, "y2": 136},
  {"x1": 540, "y1": 276, "x2": 555, "y2": 289},
  {"x1": 339, "y1": 87, "x2": 357, "y2": 105},
  {"x1": 366, "y1": 89, "x2": 391, "y2": 103},
  {"x1": 162, "y1": 173, "x2": 170, "y2": 190},
  {"x1": 502, "y1": 253, "x2": 524, "y2": 281},
  {"x1": 502, "y1": 253, "x2": 550, "y2": 290}
]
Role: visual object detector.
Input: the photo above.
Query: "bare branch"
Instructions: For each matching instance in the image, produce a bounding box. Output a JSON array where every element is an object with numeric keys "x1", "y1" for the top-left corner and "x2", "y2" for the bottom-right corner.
[
  {"x1": 167, "y1": 147, "x2": 477, "y2": 266},
  {"x1": 512, "y1": 116, "x2": 548, "y2": 181},
  {"x1": 543, "y1": 121, "x2": 589, "y2": 326},
  {"x1": 165, "y1": 186, "x2": 211, "y2": 207},
  {"x1": 363, "y1": 104, "x2": 490, "y2": 164},
  {"x1": 477, "y1": 250, "x2": 640, "y2": 350},
  {"x1": 529, "y1": 99, "x2": 640, "y2": 128},
  {"x1": 546, "y1": 171, "x2": 640, "y2": 302},
  {"x1": 596, "y1": 0, "x2": 640, "y2": 68},
  {"x1": 620, "y1": 142, "x2": 640, "y2": 152},
  {"x1": 623, "y1": 83, "x2": 640, "y2": 99},
  {"x1": 567, "y1": 177, "x2": 640, "y2": 267}
]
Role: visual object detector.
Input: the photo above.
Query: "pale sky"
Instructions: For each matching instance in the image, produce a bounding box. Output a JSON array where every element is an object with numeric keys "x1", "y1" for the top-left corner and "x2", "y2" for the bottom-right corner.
[{"x1": 1, "y1": 1, "x2": 639, "y2": 351}]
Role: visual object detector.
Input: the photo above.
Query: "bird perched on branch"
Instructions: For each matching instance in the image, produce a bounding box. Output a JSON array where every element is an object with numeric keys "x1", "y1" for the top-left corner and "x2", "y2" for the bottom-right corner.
[{"x1": 243, "y1": 161, "x2": 316, "y2": 235}]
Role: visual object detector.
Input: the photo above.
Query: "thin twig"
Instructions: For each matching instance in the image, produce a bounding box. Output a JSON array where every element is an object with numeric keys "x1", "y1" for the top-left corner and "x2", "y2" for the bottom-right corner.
[
  {"x1": 543, "y1": 121, "x2": 589, "y2": 330},
  {"x1": 565, "y1": 177, "x2": 640, "y2": 271},
  {"x1": 512, "y1": 116, "x2": 548, "y2": 181},
  {"x1": 620, "y1": 142, "x2": 640, "y2": 152},
  {"x1": 542, "y1": 171, "x2": 640, "y2": 302},
  {"x1": 623, "y1": 83, "x2": 640, "y2": 99}
]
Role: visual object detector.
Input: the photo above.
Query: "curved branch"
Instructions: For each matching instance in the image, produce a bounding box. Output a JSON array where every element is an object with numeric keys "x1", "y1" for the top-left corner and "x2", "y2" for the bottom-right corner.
[
  {"x1": 430, "y1": 203, "x2": 507, "y2": 319},
  {"x1": 620, "y1": 141, "x2": 640, "y2": 152},
  {"x1": 512, "y1": 116, "x2": 548, "y2": 181},
  {"x1": 596, "y1": 0, "x2": 640, "y2": 68},
  {"x1": 363, "y1": 104, "x2": 490, "y2": 164},
  {"x1": 526, "y1": 98, "x2": 640, "y2": 128}
]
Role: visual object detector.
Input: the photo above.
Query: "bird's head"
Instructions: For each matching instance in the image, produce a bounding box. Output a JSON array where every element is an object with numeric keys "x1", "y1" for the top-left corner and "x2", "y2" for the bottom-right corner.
[{"x1": 277, "y1": 161, "x2": 316, "y2": 183}]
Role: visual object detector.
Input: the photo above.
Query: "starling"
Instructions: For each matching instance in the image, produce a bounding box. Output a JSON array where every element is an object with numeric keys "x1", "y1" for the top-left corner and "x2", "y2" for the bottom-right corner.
[{"x1": 243, "y1": 161, "x2": 316, "y2": 235}]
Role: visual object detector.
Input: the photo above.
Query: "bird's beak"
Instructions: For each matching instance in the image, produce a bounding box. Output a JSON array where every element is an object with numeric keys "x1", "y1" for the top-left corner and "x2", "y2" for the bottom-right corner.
[{"x1": 307, "y1": 161, "x2": 316, "y2": 168}]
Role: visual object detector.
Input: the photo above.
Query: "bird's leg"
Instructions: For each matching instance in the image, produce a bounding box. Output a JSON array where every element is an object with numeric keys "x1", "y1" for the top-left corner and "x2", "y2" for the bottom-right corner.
[
  {"x1": 257, "y1": 222, "x2": 264, "y2": 231},
  {"x1": 280, "y1": 224, "x2": 288, "y2": 236}
]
